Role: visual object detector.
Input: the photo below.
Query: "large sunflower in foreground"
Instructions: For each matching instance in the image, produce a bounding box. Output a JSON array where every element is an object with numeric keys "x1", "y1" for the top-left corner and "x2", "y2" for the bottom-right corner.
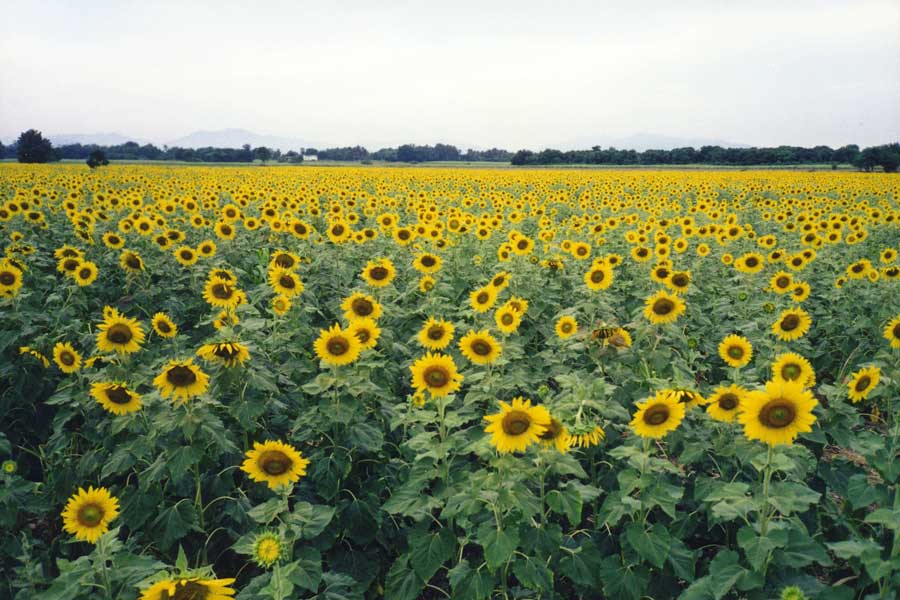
[
  {"x1": 771, "y1": 352, "x2": 816, "y2": 388},
  {"x1": 410, "y1": 352, "x2": 463, "y2": 398},
  {"x1": 313, "y1": 324, "x2": 362, "y2": 366},
  {"x1": 630, "y1": 391, "x2": 685, "y2": 439},
  {"x1": 61, "y1": 486, "x2": 119, "y2": 543},
  {"x1": 484, "y1": 397, "x2": 551, "y2": 453},
  {"x1": 884, "y1": 315, "x2": 900, "y2": 349},
  {"x1": 153, "y1": 358, "x2": 209, "y2": 403},
  {"x1": 771, "y1": 307, "x2": 812, "y2": 341},
  {"x1": 90, "y1": 381, "x2": 142, "y2": 415},
  {"x1": 847, "y1": 366, "x2": 880, "y2": 403},
  {"x1": 643, "y1": 290, "x2": 685, "y2": 325},
  {"x1": 96, "y1": 308, "x2": 145, "y2": 354},
  {"x1": 738, "y1": 379, "x2": 817, "y2": 446},
  {"x1": 197, "y1": 341, "x2": 251, "y2": 368},
  {"x1": 705, "y1": 384, "x2": 747, "y2": 423},
  {"x1": 718, "y1": 334, "x2": 752, "y2": 368},
  {"x1": 459, "y1": 330, "x2": 503, "y2": 365},
  {"x1": 417, "y1": 317, "x2": 455, "y2": 350},
  {"x1": 139, "y1": 577, "x2": 236, "y2": 600},
  {"x1": 241, "y1": 440, "x2": 310, "y2": 490}
]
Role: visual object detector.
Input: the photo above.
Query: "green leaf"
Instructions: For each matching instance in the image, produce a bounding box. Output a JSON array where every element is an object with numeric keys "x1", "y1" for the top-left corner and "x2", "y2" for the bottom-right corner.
[
  {"x1": 289, "y1": 547, "x2": 323, "y2": 592},
  {"x1": 347, "y1": 421, "x2": 384, "y2": 453},
  {"x1": 827, "y1": 539, "x2": 882, "y2": 559},
  {"x1": 546, "y1": 484, "x2": 583, "y2": 525},
  {"x1": 512, "y1": 557, "x2": 553, "y2": 592},
  {"x1": 865, "y1": 508, "x2": 900, "y2": 531},
  {"x1": 479, "y1": 526, "x2": 518, "y2": 571},
  {"x1": 261, "y1": 563, "x2": 294, "y2": 600},
  {"x1": 678, "y1": 550, "x2": 746, "y2": 600},
  {"x1": 774, "y1": 528, "x2": 831, "y2": 568},
  {"x1": 287, "y1": 502, "x2": 335, "y2": 539},
  {"x1": 767, "y1": 482, "x2": 820, "y2": 515},
  {"x1": 597, "y1": 555, "x2": 650, "y2": 600},
  {"x1": 410, "y1": 528, "x2": 456, "y2": 582},
  {"x1": 247, "y1": 497, "x2": 288, "y2": 525},
  {"x1": 448, "y1": 560, "x2": 493, "y2": 600},
  {"x1": 625, "y1": 523, "x2": 671, "y2": 568},
  {"x1": 737, "y1": 526, "x2": 788, "y2": 572},
  {"x1": 667, "y1": 536, "x2": 696, "y2": 582},
  {"x1": 384, "y1": 555, "x2": 426, "y2": 600},
  {"x1": 559, "y1": 543, "x2": 603, "y2": 587},
  {"x1": 845, "y1": 473, "x2": 886, "y2": 509}
]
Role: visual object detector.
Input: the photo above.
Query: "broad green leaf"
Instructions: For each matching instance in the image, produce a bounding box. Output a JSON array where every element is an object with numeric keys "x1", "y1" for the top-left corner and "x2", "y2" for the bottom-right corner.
[
  {"x1": 625, "y1": 522, "x2": 672, "y2": 568},
  {"x1": 384, "y1": 555, "x2": 426, "y2": 600},
  {"x1": 480, "y1": 527, "x2": 518, "y2": 571},
  {"x1": 410, "y1": 528, "x2": 456, "y2": 582}
]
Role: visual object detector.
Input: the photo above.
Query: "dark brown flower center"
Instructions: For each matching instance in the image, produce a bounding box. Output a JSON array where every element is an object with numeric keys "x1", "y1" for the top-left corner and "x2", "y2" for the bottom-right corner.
[
  {"x1": 354, "y1": 328, "x2": 371, "y2": 343},
  {"x1": 718, "y1": 393, "x2": 739, "y2": 411},
  {"x1": 77, "y1": 504, "x2": 104, "y2": 527},
  {"x1": 852, "y1": 263, "x2": 864, "y2": 273},
  {"x1": 214, "y1": 344, "x2": 240, "y2": 359},
  {"x1": 781, "y1": 364, "x2": 802, "y2": 380},
  {"x1": 781, "y1": 314, "x2": 800, "y2": 331},
  {"x1": 332, "y1": 224, "x2": 345, "y2": 236},
  {"x1": 259, "y1": 451, "x2": 291, "y2": 475},
  {"x1": 539, "y1": 418, "x2": 563, "y2": 440},
  {"x1": 655, "y1": 268, "x2": 670, "y2": 279},
  {"x1": 78, "y1": 268, "x2": 92, "y2": 279},
  {"x1": 398, "y1": 230, "x2": 410, "y2": 240},
  {"x1": 107, "y1": 324, "x2": 133, "y2": 344},
  {"x1": 279, "y1": 275, "x2": 296, "y2": 289},
  {"x1": 561, "y1": 322, "x2": 573, "y2": 333},
  {"x1": 370, "y1": 266, "x2": 389, "y2": 280},
  {"x1": 352, "y1": 298, "x2": 373, "y2": 316},
  {"x1": 126, "y1": 256, "x2": 141, "y2": 269},
  {"x1": 221, "y1": 225, "x2": 232, "y2": 235},
  {"x1": 327, "y1": 337, "x2": 349, "y2": 356},
  {"x1": 501, "y1": 410, "x2": 531, "y2": 435},
  {"x1": 212, "y1": 283, "x2": 234, "y2": 299},
  {"x1": 672, "y1": 274, "x2": 688, "y2": 287},
  {"x1": 169, "y1": 580, "x2": 211, "y2": 600},
  {"x1": 422, "y1": 256, "x2": 437, "y2": 267},
  {"x1": 501, "y1": 314, "x2": 514, "y2": 326},
  {"x1": 476, "y1": 292, "x2": 489, "y2": 304},
  {"x1": 643, "y1": 404, "x2": 670, "y2": 426},
  {"x1": 59, "y1": 351, "x2": 75, "y2": 365},
  {"x1": 745, "y1": 257, "x2": 759, "y2": 268},
  {"x1": 516, "y1": 240, "x2": 528, "y2": 250},
  {"x1": 157, "y1": 320, "x2": 172, "y2": 333},
  {"x1": 0, "y1": 272, "x2": 16, "y2": 285},
  {"x1": 727, "y1": 346, "x2": 744, "y2": 359},
  {"x1": 590, "y1": 269, "x2": 605, "y2": 283},
  {"x1": 653, "y1": 299, "x2": 674, "y2": 315},
  {"x1": 274, "y1": 254, "x2": 295, "y2": 268},
  {"x1": 180, "y1": 250, "x2": 193, "y2": 260},
  {"x1": 892, "y1": 324, "x2": 900, "y2": 339},
  {"x1": 471, "y1": 340, "x2": 492, "y2": 356},
  {"x1": 776, "y1": 276, "x2": 790, "y2": 288},
  {"x1": 427, "y1": 326, "x2": 445, "y2": 341},
  {"x1": 855, "y1": 375, "x2": 871, "y2": 392},
  {"x1": 758, "y1": 400, "x2": 796, "y2": 428},
  {"x1": 63, "y1": 259, "x2": 80, "y2": 271},
  {"x1": 106, "y1": 385, "x2": 132, "y2": 404},
  {"x1": 424, "y1": 365, "x2": 449, "y2": 387},
  {"x1": 167, "y1": 365, "x2": 197, "y2": 387}
]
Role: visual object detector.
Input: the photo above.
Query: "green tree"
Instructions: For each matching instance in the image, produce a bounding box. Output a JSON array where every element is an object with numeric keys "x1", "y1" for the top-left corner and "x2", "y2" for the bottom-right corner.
[
  {"x1": 253, "y1": 146, "x2": 272, "y2": 163},
  {"x1": 86, "y1": 149, "x2": 110, "y2": 169},
  {"x1": 16, "y1": 129, "x2": 55, "y2": 163}
]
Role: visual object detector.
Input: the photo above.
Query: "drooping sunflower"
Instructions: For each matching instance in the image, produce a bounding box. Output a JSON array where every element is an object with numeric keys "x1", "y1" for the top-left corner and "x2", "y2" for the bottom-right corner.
[
  {"x1": 52, "y1": 342, "x2": 82, "y2": 374},
  {"x1": 705, "y1": 384, "x2": 747, "y2": 423},
  {"x1": 718, "y1": 334, "x2": 753, "y2": 368},
  {"x1": 668, "y1": 388, "x2": 707, "y2": 408},
  {"x1": 90, "y1": 381, "x2": 142, "y2": 415},
  {"x1": 151, "y1": 312, "x2": 177, "y2": 338},
  {"x1": 203, "y1": 276, "x2": 242, "y2": 309},
  {"x1": 268, "y1": 267, "x2": 304, "y2": 298},
  {"x1": 643, "y1": 290, "x2": 686, "y2": 325},
  {"x1": 603, "y1": 327, "x2": 632, "y2": 349},
  {"x1": 630, "y1": 391, "x2": 686, "y2": 439},
  {"x1": 569, "y1": 425, "x2": 606, "y2": 448},
  {"x1": 538, "y1": 418, "x2": 573, "y2": 453},
  {"x1": 73, "y1": 261, "x2": 98, "y2": 286},
  {"x1": 138, "y1": 577, "x2": 237, "y2": 600},
  {"x1": 771, "y1": 307, "x2": 812, "y2": 341},
  {"x1": 584, "y1": 263, "x2": 614, "y2": 291},
  {"x1": 197, "y1": 341, "x2": 251, "y2": 368},
  {"x1": 241, "y1": 440, "x2": 310, "y2": 490},
  {"x1": 884, "y1": 315, "x2": 900, "y2": 349},
  {"x1": 347, "y1": 317, "x2": 381, "y2": 350},
  {"x1": 417, "y1": 317, "x2": 455, "y2": 350},
  {"x1": 341, "y1": 292, "x2": 383, "y2": 321},
  {"x1": 771, "y1": 352, "x2": 816, "y2": 388},
  {"x1": 738, "y1": 379, "x2": 817, "y2": 446},
  {"x1": 153, "y1": 358, "x2": 209, "y2": 403},
  {"x1": 96, "y1": 308, "x2": 145, "y2": 354},
  {"x1": 483, "y1": 397, "x2": 551, "y2": 454},
  {"x1": 494, "y1": 305, "x2": 522, "y2": 334},
  {"x1": 555, "y1": 315, "x2": 578, "y2": 339},
  {"x1": 410, "y1": 352, "x2": 464, "y2": 398},
  {"x1": 19, "y1": 345, "x2": 50, "y2": 367},
  {"x1": 313, "y1": 323, "x2": 362, "y2": 366},
  {"x1": 61, "y1": 486, "x2": 119, "y2": 543},
  {"x1": 459, "y1": 329, "x2": 503, "y2": 365},
  {"x1": 361, "y1": 258, "x2": 396, "y2": 287},
  {"x1": 847, "y1": 366, "x2": 880, "y2": 403},
  {"x1": 469, "y1": 286, "x2": 498, "y2": 313}
]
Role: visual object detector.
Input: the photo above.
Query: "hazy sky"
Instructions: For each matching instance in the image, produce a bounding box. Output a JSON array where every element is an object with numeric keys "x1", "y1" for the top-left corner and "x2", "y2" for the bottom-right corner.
[{"x1": 1, "y1": 0, "x2": 898, "y2": 149}]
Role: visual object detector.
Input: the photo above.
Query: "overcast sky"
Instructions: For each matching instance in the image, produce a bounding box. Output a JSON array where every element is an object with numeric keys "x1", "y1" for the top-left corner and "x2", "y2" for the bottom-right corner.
[{"x1": 1, "y1": 0, "x2": 898, "y2": 149}]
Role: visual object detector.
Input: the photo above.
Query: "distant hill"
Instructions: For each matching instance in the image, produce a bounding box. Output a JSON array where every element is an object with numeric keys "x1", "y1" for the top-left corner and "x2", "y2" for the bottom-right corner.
[
  {"x1": 48, "y1": 132, "x2": 149, "y2": 146},
  {"x1": 166, "y1": 129, "x2": 317, "y2": 152},
  {"x1": 559, "y1": 132, "x2": 750, "y2": 151}
]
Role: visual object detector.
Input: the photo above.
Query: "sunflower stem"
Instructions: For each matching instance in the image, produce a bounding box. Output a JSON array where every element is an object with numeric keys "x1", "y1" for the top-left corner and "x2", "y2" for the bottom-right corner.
[{"x1": 760, "y1": 445, "x2": 774, "y2": 537}]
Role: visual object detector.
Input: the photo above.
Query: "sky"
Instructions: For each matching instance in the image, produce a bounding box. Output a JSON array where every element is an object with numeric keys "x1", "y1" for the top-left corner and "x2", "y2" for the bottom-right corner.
[{"x1": 1, "y1": 0, "x2": 899, "y2": 150}]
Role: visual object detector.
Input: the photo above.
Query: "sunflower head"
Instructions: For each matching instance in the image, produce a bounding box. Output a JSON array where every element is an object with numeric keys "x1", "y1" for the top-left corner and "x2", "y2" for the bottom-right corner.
[
  {"x1": 706, "y1": 384, "x2": 747, "y2": 423},
  {"x1": 643, "y1": 290, "x2": 686, "y2": 325},
  {"x1": 342, "y1": 292, "x2": 383, "y2": 321},
  {"x1": 151, "y1": 313, "x2": 178, "y2": 338},
  {"x1": 484, "y1": 397, "x2": 552, "y2": 453},
  {"x1": 469, "y1": 286, "x2": 498, "y2": 313},
  {"x1": 96, "y1": 311, "x2": 145, "y2": 355},
  {"x1": 410, "y1": 352, "x2": 463, "y2": 398},
  {"x1": 61, "y1": 486, "x2": 119, "y2": 544},
  {"x1": 361, "y1": 258, "x2": 396, "y2": 287},
  {"x1": 241, "y1": 440, "x2": 310, "y2": 490},
  {"x1": 847, "y1": 366, "x2": 880, "y2": 403},
  {"x1": 91, "y1": 381, "x2": 142, "y2": 415},
  {"x1": 417, "y1": 317, "x2": 455, "y2": 350},
  {"x1": 314, "y1": 323, "x2": 362, "y2": 367},
  {"x1": 630, "y1": 391, "x2": 686, "y2": 439},
  {"x1": 555, "y1": 316, "x2": 578, "y2": 339},
  {"x1": 347, "y1": 318, "x2": 381, "y2": 350},
  {"x1": 153, "y1": 358, "x2": 209, "y2": 403},
  {"x1": 52, "y1": 342, "x2": 82, "y2": 374},
  {"x1": 738, "y1": 379, "x2": 818, "y2": 446},
  {"x1": 771, "y1": 307, "x2": 812, "y2": 341},
  {"x1": 459, "y1": 330, "x2": 502, "y2": 365},
  {"x1": 718, "y1": 334, "x2": 753, "y2": 368},
  {"x1": 197, "y1": 341, "x2": 250, "y2": 368}
]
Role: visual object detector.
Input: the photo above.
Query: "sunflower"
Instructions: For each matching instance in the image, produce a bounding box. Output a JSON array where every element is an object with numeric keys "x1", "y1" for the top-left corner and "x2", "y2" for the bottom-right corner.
[
  {"x1": 468, "y1": 283, "x2": 500, "y2": 311},
  {"x1": 197, "y1": 239, "x2": 217, "y2": 258},
  {"x1": 665, "y1": 270, "x2": 691, "y2": 294},
  {"x1": 603, "y1": 327, "x2": 632, "y2": 349},
  {"x1": 494, "y1": 305, "x2": 522, "y2": 334},
  {"x1": 630, "y1": 391, "x2": 685, "y2": 439},
  {"x1": 459, "y1": 329, "x2": 503, "y2": 365},
  {"x1": 241, "y1": 440, "x2": 310, "y2": 490},
  {"x1": 341, "y1": 292, "x2": 383, "y2": 321},
  {"x1": 489, "y1": 270, "x2": 511, "y2": 290},
  {"x1": 361, "y1": 258, "x2": 396, "y2": 287},
  {"x1": 884, "y1": 315, "x2": 900, "y2": 349},
  {"x1": 417, "y1": 317, "x2": 455, "y2": 350},
  {"x1": 251, "y1": 531, "x2": 284, "y2": 568},
  {"x1": 0, "y1": 261, "x2": 24, "y2": 297},
  {"x1": 668, "y1": 388, "x2": 707, "y2": 408},
  {"x1": 584, "y1": 263, "x2": 614, "y2": 291},
  {"x1": 738, "y1": 379, "x2": 817, "y2": 446},
  {"x1": 569, "y1": 425, "x2": 606, "y2": 448},
  {"x1": 61, "y1": 486, "x2": 119, "y2": 543},
  {"x1": 272, "y1": 294, "x2": 291, "y2": 316},
  {"x1": 847, "y1": 366, "x2": 880, "y2": 403},
  {"x1": 413, "y1": 253, "x2": 442, "y2": 274},
  {"x1": 57, "y1": 256, "x2": 81, "y2": 275},
  {"x1": 771, "y1": 307, "x2": 812, "y2": 341},
  {"x1": 269, "y1": 250, "x2": 300, "y2": 271},
  {"x1": 138, "y1": 577, "x2": 236, "y2": 600},
  {"x1": 173, "y1": 246, "x2": 198, "y2": 266},
  {"x1": 538, "y1": 418, "x2": 573, "y2": 453},
  {"x1": 268, "y1": 267, "x2": 304, "y2": 298},
  {"x1": 718, "y1": 334, "x2": 752, "y2": 368},
  {"x1": 347, "y1": 318, "x2": 381, "y2": 350},
  {"x1": 96, "y1": 309, "x2": 145, "y2": 354},
  {"x1": 483, "y1": 397, "x2": 551, "y2": 453},
  {"x1": 705, "y1": 384, "x2": 747, "y2": 422},
  {"x1": 506, "y1": 296, "x2": 529, "y2": 314},
  {"x1": 410, "y1": 352, "x2": 464, "y2": 398},
  {"x1": 734, "y1": 252, "x2": 766, "y2": 274},
  {"x1": 418, "y1": 275, "x2": 436, "y2": 292},
  {"x1": 313, "y1": 324, "x2": 362, "y2": 366},
  {"x1": 153, "y1": 358, "x2": 209, "y2": 403},
  {"x1": 90, "y1": 382, "x2": 142, "y2": 415},
  {"x1": 73, "y1": 261, "x2": 98, "y2": 286},
  {"x1": 555, "y1": 316, "x2": 578, "y2": 339},
  {"x1": 119, "y1": 250, "x2": 144, "y2": 273},
  {"x1": 203, "y1": 277, "x2": 242, "y2": 309},
  {"x1": 643, "y1": 290, "x2": 686, "y2": 325},
  {"x1": 771, "y1": 352, "x2": 816, "y2": 388},
  {"x1": 197, "y1": 341, "x2": 251, "y2": 367},
  {"x1": 769, "y1": 271, "x2": 794, "y2": 294},
  {"x1": 151, "y1": 313, "x2": 177, "y2": 338},
  {"x1": 52, "y1": 342, "x2": 82, "y2": 373},
  {"x1": 19, "y1": 345, "x2": 49, "y2": 367}
]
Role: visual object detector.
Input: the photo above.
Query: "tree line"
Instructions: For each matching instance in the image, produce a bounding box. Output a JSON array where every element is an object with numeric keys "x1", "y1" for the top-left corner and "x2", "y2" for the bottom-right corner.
[{"x1": 2, "y1": 129, "x2": 898, "y2": 171}]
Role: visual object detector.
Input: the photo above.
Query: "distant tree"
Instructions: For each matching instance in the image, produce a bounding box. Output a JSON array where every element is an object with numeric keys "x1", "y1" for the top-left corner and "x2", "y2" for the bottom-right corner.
[
  {"x1": 16, "y1": 129, "x2": 55, "y2": 163},
  {"x1": 858, "y1": 143, "x2": 900, "y2": 172},
  {"x1": 303, "y1": 148, "x2": 318, "y2": 155},
  {"x1": 86, "y1": 149, "x2": 109, "y2": 169},
  {"x1": 832, "y1": 144, "x2": 860, "y2": 164},
  {"x1": 253, "y1": 146, "x2": 272, "y2": 163}
]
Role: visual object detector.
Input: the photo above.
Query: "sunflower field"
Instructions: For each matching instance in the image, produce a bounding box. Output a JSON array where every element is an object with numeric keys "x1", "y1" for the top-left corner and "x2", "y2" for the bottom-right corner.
[{"x1": 1, "y1": 163, "x2": 899, "y2": 600}]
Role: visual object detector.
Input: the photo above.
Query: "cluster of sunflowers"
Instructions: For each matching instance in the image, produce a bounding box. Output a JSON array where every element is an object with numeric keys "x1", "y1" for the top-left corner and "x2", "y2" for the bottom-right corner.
[{"x1": 1, "y1": 164, "x2": 900, "y2": 599}]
